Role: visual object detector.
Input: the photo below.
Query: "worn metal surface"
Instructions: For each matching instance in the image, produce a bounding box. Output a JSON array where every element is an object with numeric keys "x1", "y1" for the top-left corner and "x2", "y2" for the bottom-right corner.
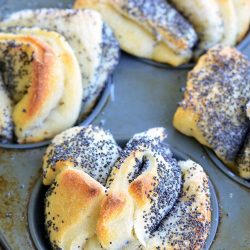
[{"x1": 0, "y1": 1, "x2": 250, "y2": 250}]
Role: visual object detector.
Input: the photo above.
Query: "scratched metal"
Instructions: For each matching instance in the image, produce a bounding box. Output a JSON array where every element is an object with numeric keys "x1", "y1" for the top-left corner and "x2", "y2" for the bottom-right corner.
[{"x1": 0, "y1": 1, "x2": 250, "y2": 250}]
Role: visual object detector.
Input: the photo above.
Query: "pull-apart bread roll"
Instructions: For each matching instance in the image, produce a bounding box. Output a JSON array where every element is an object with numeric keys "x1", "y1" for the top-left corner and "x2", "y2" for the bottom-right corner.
[
  {"x1": 45, "y1": 167, "x2": 106, "y2": 250},
  {"x1": 1, "y1": 9, "x2": 120, "y2": 116},
  {"x1": 174, "y1": 46, "x2": 250, "y2": 170},
  {"x1": 0, "y1": 29, "x2": 82, "y2": 143},
  {"x1": 74, "y1": 0, "x2": 198, "y2": 66},
  {"x1": 42, "y1": 126, "x2": 120, "y2": 186},
  {"x1": 97, "y1": 128, "x2": 181, "y2": 248},
  {"x1": 44, "y1": 126, "x2": 211, "y2": 250}
]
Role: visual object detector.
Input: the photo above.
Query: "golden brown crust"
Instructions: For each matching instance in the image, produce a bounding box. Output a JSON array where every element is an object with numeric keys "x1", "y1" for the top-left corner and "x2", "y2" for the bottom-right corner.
[
  {"x1": 0, "y1": 34, "x2": 58, "y2": 122},
  {"x1": 96, "y1": 193, "x2": 127, "y2": 246},
  {"x1": 0, "y1": 28, "x2": 83, "y2": 143},
  {"x1": 129, "y1": 174, "x2": 154, "y2": 207},
  {"x1": 45, "y1": 168, "x2": 105, "y2": 250}
]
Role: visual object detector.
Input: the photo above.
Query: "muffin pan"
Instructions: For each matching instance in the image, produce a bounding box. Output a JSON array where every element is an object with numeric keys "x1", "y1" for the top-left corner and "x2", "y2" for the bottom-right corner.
[
  {"x1": 27, "y1": 146, "x2": 219, "y2": 250},
  {"x1": 0, "y1": 1, "x2": 250, "y2": 250}
]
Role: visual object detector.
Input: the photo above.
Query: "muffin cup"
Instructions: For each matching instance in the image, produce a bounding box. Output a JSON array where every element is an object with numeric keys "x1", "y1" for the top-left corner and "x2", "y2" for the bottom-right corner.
[
  {"x1": 0, "y1": 78, "x2": 113, "y2": 150},
  {"x1": 205, "y1": 148, "x2": 250, "y2": 189},
  {"x1": 27, "y1": 144, "x2": 219, "y2": 250}
]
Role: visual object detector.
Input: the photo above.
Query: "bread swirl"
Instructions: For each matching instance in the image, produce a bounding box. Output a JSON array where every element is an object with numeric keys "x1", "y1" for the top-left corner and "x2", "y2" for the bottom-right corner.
[
  {"x1": 97, "y1": 128, "x2": 181, "y2": 248},
  {"x1": 43, "y1": 126, "x2": 120, "y2": 185},
  {"x1": 174, "y1": 46, "x2": 250, "y2": 168},
  {"x1": 1, "y1": 9, "x2": 120, "y2": 116},
  {"x1": 0, "y1": 29, "x2": 82, "y2": 143},
  {"x1": 74, "y1": 0, "x2": 197, "y2": 66}
]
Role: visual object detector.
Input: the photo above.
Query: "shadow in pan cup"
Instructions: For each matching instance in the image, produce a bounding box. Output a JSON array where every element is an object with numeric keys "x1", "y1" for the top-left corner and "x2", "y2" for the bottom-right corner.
[
  {"x1": 0, "y1": 231, "x2": 11, "y2": 250},
  {"x1": 205, "y1": 148, "x2": 250, "y2": 189},
  {"x1": 137, "y1": 30, "x2": 250, "y2": 70},
  {"x1": 0, "y1": 78, "x2": 113, "y2": 150},
  {"x1": 27, "y1": 145, "x2": 219, "y2": 250}
]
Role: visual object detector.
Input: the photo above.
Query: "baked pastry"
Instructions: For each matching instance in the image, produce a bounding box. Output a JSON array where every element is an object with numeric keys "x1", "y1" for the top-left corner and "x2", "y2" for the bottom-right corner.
[
  {"x1": 74, "y1": 0, "x2": 198, "y2": 66},
  {"x1": 97, "y1": 128, "x2": 181, "y2": 248},
  {"x1": 0, "y1": 75, "x2": 13, "y2": 142},
  {"x1": 173, "y1": 45, "x2": 250, "y2": 170},
  {"x1": 44, "y1": 126, "x2": 211, "y2": 250},
  {"x1": 45, "y1": 167, "x2": 106, "y2": 250},
  {"x1": 233, "y1": 0, "x2": 250, "y2": 42},
  {"x1": 143, "y1": 159, "x2": 211, "y2": 250},
  {"x1": 0, "y1": 8, "x2": 120, "y2": 116},
  {"x1": 0, "y1": 29, "x2": 82, "y2": 143},
  {"x1": 170, "y1": 0, "x2": 224, "y2": 55},
  {"x1": 42, "y1": 126, "x2": 120, "y2": 185}
]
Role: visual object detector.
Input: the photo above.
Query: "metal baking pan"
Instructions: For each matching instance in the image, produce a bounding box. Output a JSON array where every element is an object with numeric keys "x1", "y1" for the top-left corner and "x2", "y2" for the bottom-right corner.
[
  {"x1": 0, "y1": 1, "x2": 250, "y2": 250},
  {"x1": 27, "y1": 146, "x2": 219, "y2": 250}
]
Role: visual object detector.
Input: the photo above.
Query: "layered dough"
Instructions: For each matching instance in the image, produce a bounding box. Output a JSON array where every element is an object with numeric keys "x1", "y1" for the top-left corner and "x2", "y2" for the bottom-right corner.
[
  {"x1": 0, "y1": 8, "x2": 120, "y2": 116},
  {"x1": 174, "y1": 45, "x2": 250, "y2": 177},
  {"x1": 97, "y1": 128, "x2": 181, "y2": 248},
  {"x1": 74, "y1": 0, "x2": 198, "y2": 66},
  {"x1": 169, "y1": 0, "x2": 249, "y2": 53},
  {"x1": 170, "y1": 0, "x2": 224, "y2": 55},
  {"x1": 43, "y1": 126, "x2": 120, "y2": 185},
  {"x1": 0, "y1": 29, "x2": 82, "y2": 143},
  {"x1": 44, "y1": 126, "x2": 211, "y2": 250}
]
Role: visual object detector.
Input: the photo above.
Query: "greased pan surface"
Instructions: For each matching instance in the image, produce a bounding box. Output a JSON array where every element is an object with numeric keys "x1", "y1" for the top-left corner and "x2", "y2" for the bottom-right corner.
[
  {"x1": 27, "y1": 146, "x2": 219, "y2": 250},
  {"x1": 0, "y1": 0, "x2": 249, "y2": 249}
]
